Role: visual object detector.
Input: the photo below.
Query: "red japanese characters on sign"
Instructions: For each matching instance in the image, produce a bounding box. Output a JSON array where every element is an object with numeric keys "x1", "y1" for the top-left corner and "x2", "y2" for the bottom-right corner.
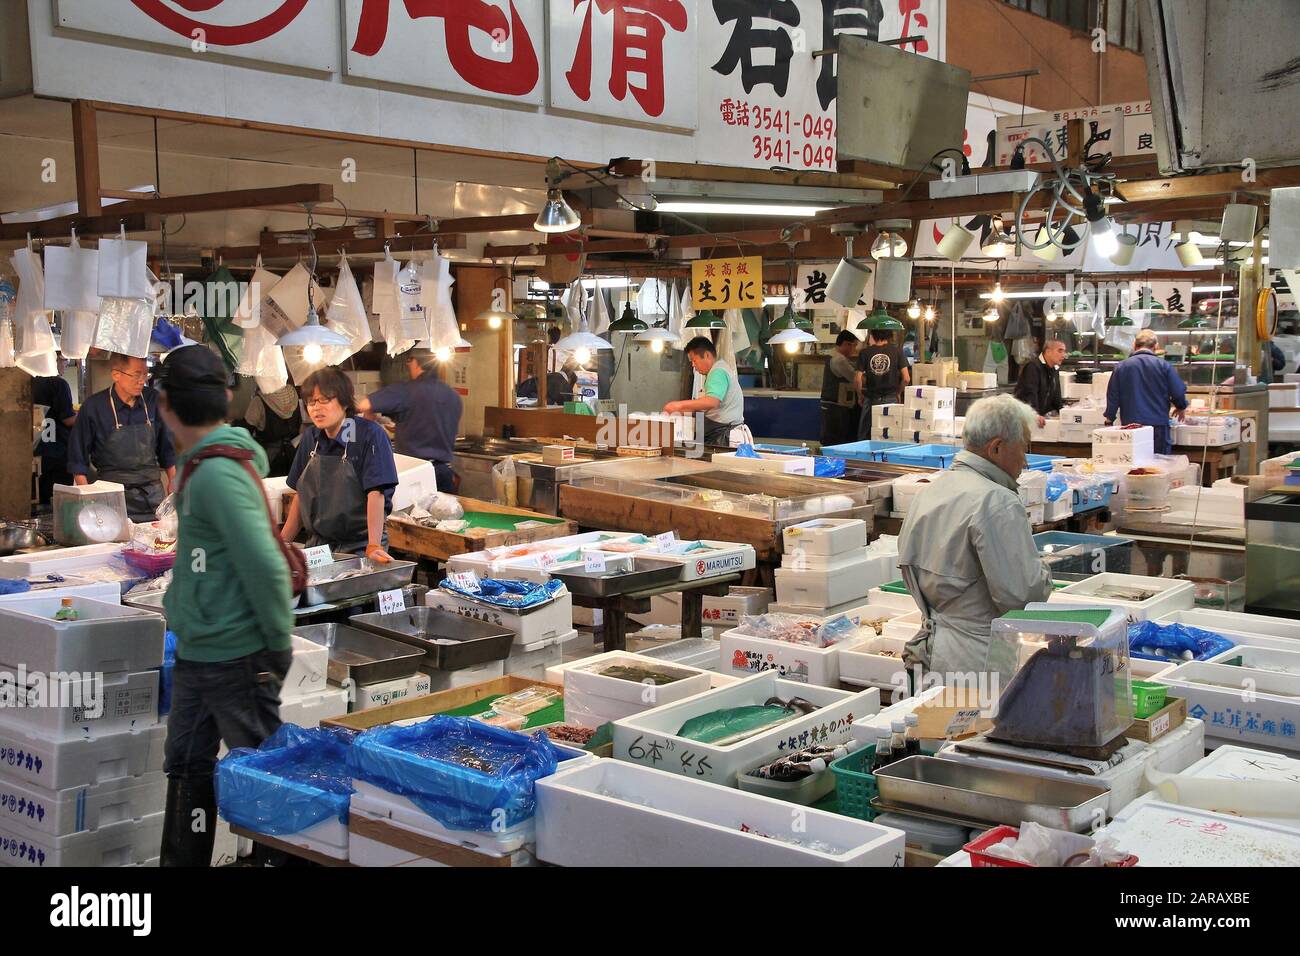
[
  {"x1": 129, "y1": 0, "x2": 310, "y2": 45},
  {"x1": 564, "y1": 1, "x2": 689, "y2": 119}
]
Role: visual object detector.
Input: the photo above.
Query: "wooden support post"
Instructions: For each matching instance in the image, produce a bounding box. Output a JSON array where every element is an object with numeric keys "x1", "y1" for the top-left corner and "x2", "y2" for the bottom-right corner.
[
  {"x1": 0, "y1": 371, "x2": 33, "y2": 520},
  {"x1": 71, "y1": 101, "x2": 102, "y2": 217}
]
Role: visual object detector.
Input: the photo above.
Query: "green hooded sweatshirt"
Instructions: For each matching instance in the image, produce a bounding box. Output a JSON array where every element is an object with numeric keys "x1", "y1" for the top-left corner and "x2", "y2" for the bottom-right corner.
[{"x1": 163, "y1": 425, "x2": 294, "y2": 662}]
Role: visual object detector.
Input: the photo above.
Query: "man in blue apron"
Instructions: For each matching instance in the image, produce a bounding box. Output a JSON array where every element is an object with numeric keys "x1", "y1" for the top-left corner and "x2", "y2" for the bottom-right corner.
[{"x1": 67, "y1": 353, "x2": 176, "y2": 522}]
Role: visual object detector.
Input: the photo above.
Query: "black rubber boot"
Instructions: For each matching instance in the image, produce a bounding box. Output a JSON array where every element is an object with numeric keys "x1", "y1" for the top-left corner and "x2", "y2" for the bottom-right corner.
[{"x1": 159, "y1": 776, "x2": 218, "y2": 867}]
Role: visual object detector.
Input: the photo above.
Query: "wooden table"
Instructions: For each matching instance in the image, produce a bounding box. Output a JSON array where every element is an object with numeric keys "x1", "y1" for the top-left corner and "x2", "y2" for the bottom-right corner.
[
  {"x1": 572, "y1": 572, "x2": 743, "y2": 652},
  {"x1": 230, "y1": 819, "x2": 536, "y2": 868},
  {"x1": 1031, "y1": 440, "x2": 1239, "y2": 486}
]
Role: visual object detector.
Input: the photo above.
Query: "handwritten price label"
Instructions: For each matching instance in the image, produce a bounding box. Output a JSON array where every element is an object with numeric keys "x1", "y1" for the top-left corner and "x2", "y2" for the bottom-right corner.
[
  {"x1": 537, "y1": 551, "x2": 558, "y2": 571},
  {"x1": 584, "y1": 551, "x2": 608, "y2": 574},
  {"x1": 448, "y1": 571, "x2": 480, "y2": 592},
  {"x1": 655, "y1": 532, "x2": 676, "y2": 552},
  {"x1": 377, "y1": 589, "x2": 406, "y2": 615},
  {"x1": 303, "y1": 546, "x2": 334, "y2": 569}
]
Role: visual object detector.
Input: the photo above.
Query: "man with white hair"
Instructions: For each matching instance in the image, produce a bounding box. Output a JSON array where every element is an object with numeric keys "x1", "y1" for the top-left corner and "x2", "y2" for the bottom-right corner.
[
  {"x1": 897, "y1": 394, "x2": 1053, "y2": 678},
  {"x1": 1104, "y1": 329, "x2": 1188, "y2": 454}
]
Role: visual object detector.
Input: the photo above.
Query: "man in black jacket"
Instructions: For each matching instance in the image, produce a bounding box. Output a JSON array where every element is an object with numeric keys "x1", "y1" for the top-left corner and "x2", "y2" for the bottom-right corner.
[{"x1": 1014, "y1": 338, "x2": 1066, "y2": 426}]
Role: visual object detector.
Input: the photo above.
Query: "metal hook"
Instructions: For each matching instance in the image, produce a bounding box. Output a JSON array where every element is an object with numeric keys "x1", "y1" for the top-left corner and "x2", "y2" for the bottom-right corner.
[{"x1": 119, "y1": 222, "x2": 126, "y2": 241}]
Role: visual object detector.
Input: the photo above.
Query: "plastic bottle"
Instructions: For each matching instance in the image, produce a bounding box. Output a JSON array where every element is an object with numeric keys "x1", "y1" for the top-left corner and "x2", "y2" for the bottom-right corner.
[
  {"x1": 890, "y1": 720, "x2": 908, "y2": 759},
  {"x1": 871, "y1": 730, "x2": 894, "y2": 772},
  {"x1": 54, "y1": 598, "x2": 78, "y2": 622},
  {"x1": 904, "y1": 713, "x2": 922, "y2": 757}
]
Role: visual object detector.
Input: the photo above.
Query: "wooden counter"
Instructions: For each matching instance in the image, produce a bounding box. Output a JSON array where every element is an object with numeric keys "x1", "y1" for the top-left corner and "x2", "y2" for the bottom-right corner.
[
  {"x1": 385, "y1": 495, "x2": 576, "y2": 564},
  {"x1": 1030, "y1": 439, "x2": 1242, "y2": 485}
]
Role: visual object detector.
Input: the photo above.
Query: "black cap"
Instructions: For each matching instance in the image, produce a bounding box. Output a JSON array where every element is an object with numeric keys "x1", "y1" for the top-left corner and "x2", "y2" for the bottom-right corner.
[{"x1": 157, "y1": 345, "x2": 231, "y2": 393}]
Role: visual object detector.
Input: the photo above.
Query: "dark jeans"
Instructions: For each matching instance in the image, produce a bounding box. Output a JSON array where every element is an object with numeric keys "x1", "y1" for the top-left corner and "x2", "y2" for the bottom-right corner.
[
  {"x1": 434, "y1": 462, "x2": 456, "y2": 492},
  {"x1": 820, "y1": 403, "x2": 858, "y2": 448},
  {"x1": 1150, "y1": 423, "x2": 1173, "y2": 455},
  {"x1": 163, "y1": 648, "x2": 291, "y2": 781},
  {"x1": 38, "y1": 461, "x2": 71, "y2": 506},
  {"x1": 856, "y1": 395, "x2": 894, "y2": 441}
]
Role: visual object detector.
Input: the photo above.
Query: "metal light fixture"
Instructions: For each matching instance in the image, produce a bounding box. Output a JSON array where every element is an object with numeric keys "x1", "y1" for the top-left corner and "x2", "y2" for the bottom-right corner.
[
  {"x1": 937, "y1": 222, "x2": 976, "y2": 261},
  {"x1": 857, "y1": 305, "x2": 904, "y2": 332},
  {"x1": 981, "y1": 217, "x2": 1014, "y2": 258},
  {"x1": 1084, "y1": 189, "x2": 1118, "y2": 257},
  {"x1": 1178, "y1": 316, "x2": 1209, "y2": 329},
  {"x1": 685, "y1": 309, "x2": 726, "y2": 329},
  {"x1": 768, "y1": 327, "x2": 818, "y2": 354},
  {"x1": 983, "y1": 305, "x2": 1000, "y2": 323},
  {"x1": 1131, "y1": 291, "x2": 1166, "y2": 315},
  {"x1": 870, "y1": 229, "x2": 908, "y2": 260},
  {"x1": 534, "y1": 158, "x2": 582, "y2": 234},
  {"x1": 636, "y1": 325, "x2": 677, "y2": 354},
  {"x1": 607, "y1": 299, "x2": 648, "y2": 334},
  {"x1": 1104, "y1": 310, "x2": 1134, "y2": 327},
  {"x1": 906, "y1": 299, "x2": 922, "y2": 319}
]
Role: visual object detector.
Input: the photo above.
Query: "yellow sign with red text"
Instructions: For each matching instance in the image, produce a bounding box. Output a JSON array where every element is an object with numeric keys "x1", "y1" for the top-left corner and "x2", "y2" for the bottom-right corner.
[{"x1": 691, "y1": 257, "x2": 763, "y2": 311}]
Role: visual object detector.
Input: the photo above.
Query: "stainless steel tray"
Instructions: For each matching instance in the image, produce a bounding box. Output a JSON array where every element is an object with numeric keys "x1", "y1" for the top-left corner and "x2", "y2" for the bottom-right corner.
[
  {"x1": 123, "y1": 590, "x2": 166, "y2": 612},
  {"x1": 348, "y1": 606, "x2": 514, "y2": 671},
  {"x1": 298, "y1": 554, "x2": 417, "y2": 607},
  {"x1": 872, "y1": 756, "x2": 1111, "y2": 832},
  {"x1": 292, "y1": 623, "x2": 424, "y2": 685},
  {"x1": 551, "y1": 555, "x2": 683, "y2": 598}
]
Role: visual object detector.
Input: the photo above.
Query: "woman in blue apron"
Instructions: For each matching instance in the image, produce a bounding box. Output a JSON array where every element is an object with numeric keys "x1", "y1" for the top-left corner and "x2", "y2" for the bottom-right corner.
[{"x1": 281, "y1": 368, "x2": 398, "y2": 562}]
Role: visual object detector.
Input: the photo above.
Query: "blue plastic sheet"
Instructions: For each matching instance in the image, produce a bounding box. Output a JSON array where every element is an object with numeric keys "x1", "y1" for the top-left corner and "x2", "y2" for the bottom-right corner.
[
  {"x1": 348, "y1": 716, "x2": 559, "y2": 832},
  {"x1": 814, "y1": 456, "x2": 846, "y2": 478},
  {"x1": 158, "y1": 630, "x2": 176, "y2": 717},
  {"x1": 217, "y1": 724, "x2": 355, "y2": 835},
  {"x1": 735, "y1": 443, "x2": 760, "y2": 458},
  {"x1": 150, "y1": 317, "x2": 185, "y2": 351},
  {"x1": 1045, "y1": 473, "x2": 1069, "y2": 503},
  {"x1": 0, "y1": 579, "x2": 31, "y2": 595},
  {"x1": 439, "y1": 576, "x2": 564, "y2": 608},
  {"x1": 1129, "y1": 620, "x2": 1237, "y2": 662}
]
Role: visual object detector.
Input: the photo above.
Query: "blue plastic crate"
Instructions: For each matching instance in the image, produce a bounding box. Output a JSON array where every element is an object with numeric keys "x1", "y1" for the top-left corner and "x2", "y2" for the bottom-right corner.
[
  {"x1": 821, "y1": 439, "x2": 911, "y2": 462},
  {"x1": 881, "y1": 443, "x2": 960, "y2": 468},
  {"x1": 1071, "y1": 477, "x2": 1117, "y2": 513},
  {"x1": 1025, "y1": 454, "x2": 1062, "y2": 473},
  {"x1": 1032, "y1": 531, "x2": 1133, "y2": 574}
]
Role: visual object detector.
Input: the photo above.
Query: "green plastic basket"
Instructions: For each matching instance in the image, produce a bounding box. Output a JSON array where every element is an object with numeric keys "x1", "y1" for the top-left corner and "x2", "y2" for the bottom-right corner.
[
  {"x1": 829, "y1": 745, "x2": 882, "y2": 821},
  {"x1": 880, "y1": 581, "x2": 910, "y2": 594},
  {"x1": 1131, "y1": 681, "x2": 1168, "y2": 719}
]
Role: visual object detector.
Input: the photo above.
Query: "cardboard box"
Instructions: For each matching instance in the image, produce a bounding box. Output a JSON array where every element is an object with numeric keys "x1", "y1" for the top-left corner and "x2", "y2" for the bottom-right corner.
[
  {"x1": 1127, "y1": 695, "x2": 1187, "y2": 743},
  {"x1": 322, "y1": 676, "x2": 563, "y2": 733}
]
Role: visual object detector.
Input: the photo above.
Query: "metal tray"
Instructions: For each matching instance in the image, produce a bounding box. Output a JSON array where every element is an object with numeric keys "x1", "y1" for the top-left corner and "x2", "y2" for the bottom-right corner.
[
  {"x1": 872, "y1": 756, "x2": 1111, "y2": 832},
  {"x1": 298, "y1": 554, "x2": 417, "y2": 608},
  {"x1": 348, "y1": 606, "x2": 514, "y2": 671},
  {"x1": 123, "y1": 590, "x2": 166, "y2": 612},
  {"x1": 551, "y1": 555, "x2": 683, "y2": 598},
  {"x1": 292, "y1": 623, "x2": 424, "y2": 685}
]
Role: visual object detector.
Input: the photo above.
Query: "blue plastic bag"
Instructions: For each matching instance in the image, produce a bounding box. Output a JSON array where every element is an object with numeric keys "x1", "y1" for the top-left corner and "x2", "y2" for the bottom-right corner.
[
  {"x1": 1128, "y1": 620, "x2": 1237, "y2": 662},
  {"x1": 0, "y1": 579, "x2": 30, "y2": 596},
  {"x1": 157, "y1": 630, "x2": 176, "y2": 717},
  {"x1": 1045, "y1": 473, "x2": 1070, "y2": 503},
  {"x1": 735, "y1": 443, "x2": 760, "y2": 458},
  {"x1": 439, "y1": 576, "x2": 564, "y2": 608},
  {"x1": 348, "y1": 716, "x2": 559, "y2": 832},
  {"x1": 814, "y1": 456, "x2": 846, "y2": 478},
  {"x1": 217, "y1": 724, "x2": 355, "y2": 835}
]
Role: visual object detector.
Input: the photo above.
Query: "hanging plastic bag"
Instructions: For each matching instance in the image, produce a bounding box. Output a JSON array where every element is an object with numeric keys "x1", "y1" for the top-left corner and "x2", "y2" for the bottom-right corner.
[
  {"x1": 234, "y1": 256, "x2": 280, "y2": 329},
  {"x1": 10, "y1": 248, "x2": 45, "y2": 323},
  {"x1": 0, "y1": 320, "x2": 15, "y2": 368},
  {"x1": 93, "y1": 296, "x2": 154, "y2": 358},
  {"x1": 59, "y1": 310, "x2": 98, "y2": 361},
  {"x1": 42, "y1": 237, "x2": 101, "y2": 313},
  {"x1": 374, "y1": 252, "x2": 414, "y2": 355},
  {"x1": 1012, "y1": 335, "x2": 1037, "y2": 365},
  {"x1": 262, "y1": 263, "x2": 317, "y2": 339},
  {"x1": 422, "y1": 254, "x2": 459, "y2": 350},
  {"x1": 324, "y1": 256, "x2": 370, "y2": 356},
  {"x1": 15, "y1": 312, "x2": 58, "y2": 377},
  {"x1": 491, "y1": 457, "x2": 518, "y2": 507},
  {"x1": 97, "y1": 237, "x2": 152, "y2": 300},
  {"x1": 236, "y1": 313, "x2": 289, "y2": 391},
  {"x1": 395, "y1": 259, "x2": 429, "y2": 342}
]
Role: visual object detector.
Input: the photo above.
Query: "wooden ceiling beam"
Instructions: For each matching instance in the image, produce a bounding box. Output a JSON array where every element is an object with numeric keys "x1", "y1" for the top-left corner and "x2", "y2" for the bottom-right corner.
[
  {"x1": 607, "y1": 158, "x2": 894, "y2": 191},
  {"x1": 71, "y1": 101, "x2": 102, "y2": 218},
  {"x1": 216, "y1": 232, "x2": 467, "y2": 262},
  {"x1": 0, "y1": 213, "x2": 161, "y2": 242},
  {"x1": 107, "y1": 183, "x2": 335, "y2": 217}
]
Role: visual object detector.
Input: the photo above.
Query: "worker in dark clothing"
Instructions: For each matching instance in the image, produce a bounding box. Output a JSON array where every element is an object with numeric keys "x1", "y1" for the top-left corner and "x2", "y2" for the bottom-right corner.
[
  {"x1": 855, "y1": 329, "x2": 910, "y2": 440},
  {"x1": 32, "y1": 362, "x2": 77, "y2": 505},
  {"x1": 1014, "y1": 339, "x2": 1067, "y2": 426},
  {"x1": 1104, "y1": 329, "x2": 1189, "y2": 454},
  {"x1": 357, "y1": 349, "x2": 462, "y2": 492},
  {"x1": 820, "y1": 331, "x2": 860, "y2": 448}
]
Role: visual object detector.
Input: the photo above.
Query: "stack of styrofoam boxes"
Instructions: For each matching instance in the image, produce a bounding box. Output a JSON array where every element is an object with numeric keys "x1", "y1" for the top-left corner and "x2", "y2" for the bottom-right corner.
[
  {"x1": 1174, "y1": 414, "x2": 1241, "y2": 447},
  {"x1": 1164, "y1": 485, "x2": 1245, "y2": 528},
  {"x1": 562, "y1": 651, "x2": 712, "y2": 728},
  {"x1": 426, "y1": 584, "x2": 577, "y2": 682},
  {"x1": 773, "y1": 519, "x2": 877, "y2": 618},
  {"x1": 0, "y1": 597, "x2": 167, "y2": 867},
  {"x1": 890, "y1": 472, "x2": 940, "y2": 517},
  {"x1": 702, "y1": 586, "x2": 771, "y2": 630},
  {"x1": 901, "y1": 385, "x2": 956, "y2": 444},
  {"x1": 1269, "y1": 382, "x2": 1300, "y2": 409},
  {"x1": 1059, "y1": 404, "x2": 1108, "y2": 443},
  {"x1": 910, "y1": 359, "x2": 958, "y2": 388},
  {"x1": 277, "y1": 635, "x2": 346, "y2": 726},
  {"x1": 1017, "y1": 471, "x2": 1047, "y2": 526},
  {"x1": 871, "y1": 403, "x2": 923, "y2": 444},
  {"x1": 957, "y1": 371, "x2": 998, "y2": 390},
  {"x1": 1031, "y1": 416, "x2": 1061, "y2": 442},
  {"x1": 1092, "y1": 425, "x2": 1155, "y2": 470}
]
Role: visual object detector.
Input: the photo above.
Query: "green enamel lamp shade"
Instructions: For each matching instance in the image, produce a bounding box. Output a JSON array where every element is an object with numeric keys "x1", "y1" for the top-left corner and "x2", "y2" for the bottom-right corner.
[
  {"x1": 769, "y1": 305, "x2": 812, "y2": 334},
  {"x1": 685, "y1": 309, "x2": 726, "y2": 328},
  {"x1": 607, "y1": 301, "x2": 648, "y2": 333},
  {"x1": 857, "y1": 306, "x2": 904, "y2": 332},
  {"x1": 1177, "y1": 316, "x2": 1209, "y2": 329},
  {"x1": 1104, "y1": 311, "x2": 1134, "y2": 327}
]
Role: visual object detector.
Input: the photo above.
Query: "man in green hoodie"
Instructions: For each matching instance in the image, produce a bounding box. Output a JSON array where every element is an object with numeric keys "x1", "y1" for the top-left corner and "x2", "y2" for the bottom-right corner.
[{"x1": 156, "y1": 346, "x2": 294, "y2": 867}]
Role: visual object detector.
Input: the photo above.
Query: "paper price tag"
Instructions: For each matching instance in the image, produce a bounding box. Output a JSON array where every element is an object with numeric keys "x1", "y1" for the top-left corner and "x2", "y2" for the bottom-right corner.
[
  {"x1": 1149, "y1": 712, "x2": 1171, "y2": 739},
  {"x1": 655, "y1": 532, "x2": 676, "y2": 552},
  {"x1": 537, "y1": 551, "x2": 558, "y2": 571},
  {"x1": 304, "y1": 546, "x2": 334, "y2": 569},
  {"x1": 584, "y1": 551, "x2": 608, "y2": 574},
  {"x1": 377, "y1": 589, "x2": 406, "y2": 615},
  {"x1": 449, "y1": 570, "x2": 480, "y2": 591}
]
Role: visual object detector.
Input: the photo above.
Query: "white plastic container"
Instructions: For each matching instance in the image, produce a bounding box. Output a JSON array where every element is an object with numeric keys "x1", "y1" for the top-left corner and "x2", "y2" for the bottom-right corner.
[
  {"x1": 838, "y1": 634, "x2": 911, "y2": 688},
  {"x1": 1044, "y1": 495, "x2": 1072, "y2": 521},
  {"x1": 1122, "y1": 472, "x2": 1173, "y2": 509},
  {"x1": 0, "y1": 721, "x2": 165, "y2": 791},
  {"x1": 702, "y1": 587, "x2": 771, "y2": 626},
  {"x1": 352, "y1": 672, "x2": 432, "y2": 712},
  {"x1": 0, "y1": 597, "x2": 164, "y2": 677},
  {"x1": 881, "y1": 610, "x2": 922, "y2": 642},
  {"x1": 0, "y1": 578, "x2": 120, "y2": 609},
  {"x1": 0, "y1": 770, "x2": 166, "y2": 837},
  {"x1": 1092, "y1": 425, "x2": 1156, "y2": 469},
  {"x1": 867, "y1": 586, "x2": 918, "y2": 612},
  {"x1": 0, "y1": 668, "x2": 158, "y2": 741},
  {"x1": 421, "y1": 660, "x2": 504, "y2": 693},
  {"x1": 1060, "y1": 405, "x2": 1107, "y2": 427},
  {"x1": 1106, "y1": 800, "x2": 1300, "y2": 866},
  {"x1": 391, "y1": 455, "x2": 438, "y2": 513},
  {"x1": 1153, "y1": 608, "x2": 1300, "y2": 652},
  {"x1": 281, "y1": 634, "x2": 331, "y2": 701},
  {"x1": 1174, "y1": 419, "x2": 1241, "y2": 446},
  {"x1": 425, "y1": 587, "x2": 574, "y2": 647},
  {"x1": 711, "y1": 451, "x2": 815, "y2": 475},
  {"x1": 1017, "y1": 471, "x2": 1047, "y2": 506},
  {"x1": 719, "y1": 625, "x2": 865, "y2": 687},
  {"x1": 564, "y1": 652, "x2": 713, "y2": 729},
  {"x1": 780, "y1": 545, "x2": 871, "y2": 573},
  {"x1": 781, "y1": 518, "x2": 868, "y2": 557},
  {"x1": 0, "y1": 543, "x2": 128, "y2": 580},
  {"x1": 0, "y1": 810, "x2": 163, "y2": 867},
  {"x1": 535, "y1": 759, "x2": 905, "y2": 867},
  {"x1": 1205, "y1": 644, "x2": 1300, "y2": 675},
  {"x1": 1031, "y1": 417, "x2": 1061, "y2": 442},
  {"x1": 1053, "y1": 573, "x2": 1195, "y2": 622},
  {"x1": 903, "y1": 386, "x2": 955, "y2": 412},
  {"x1": 1163, "y1": 486, "x2": 1243, "y2": 528},
  {"x1": 774, "y1": 555, "x2": 874, "y2": 608},
  {"x1": 1158, "y1": 660, "x2": 1300, "y2": 752},
  {"x1": 636, "y1": 638, "x2": 722, "y2": 673},
  {"x1": 658, "y1": 541, "x2": 757, "y2": 582},
  {"x1": 612, "y1": 673, "x2": 880, "y2": 786},
  {"x1": 735, "y1": 764, "x2": 836, "y2": 805},
  {"x1": 503, "y1": 631, "x2": 574, "y2": 681},
  {"x1": 279, "y1": 686, "x2": 349, "y2": 728},
  {"x1": 1268, "y1": 383, "x2": 1300, "y2": 408}
]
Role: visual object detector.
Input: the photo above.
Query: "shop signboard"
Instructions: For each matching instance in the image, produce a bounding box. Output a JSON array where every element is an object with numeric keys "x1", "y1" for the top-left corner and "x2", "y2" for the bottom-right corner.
[{"x1": 691, "y1": 256, "x2": 763, "y2": 310}]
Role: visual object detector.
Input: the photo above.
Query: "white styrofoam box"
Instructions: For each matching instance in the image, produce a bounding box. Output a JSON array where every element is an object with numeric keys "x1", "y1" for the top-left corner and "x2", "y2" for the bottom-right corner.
[
  {"x1": 1286, "y1": 374, "x2": 1300, "y2": 385},
  {"x1": 838, "y1": 634, "x2": 910, "y2": 688},
  {"x1": 0, "y1": 770, "x2": 165, "y2": 838},
  {"x1": 612, "y1": 673, "x2": 880, "y2": 786},
  {"x1": 262, "y1": 476, "x2": 291, "y2": 524},
  {"x1": 346, "y1": 831, "x2": 444, "y2": 867},
  {"x1": 0, "y1": 721, "x2": 165, "y2": 791},
  {"x1": 710, "y1": 451, "x2": 815, "y2": 475},
  {"x1": 1062, "y1": 377, "x2": 1093, "y2": 401},
  {"x1": 421, "y1": 660, "x2": 504, "y2": 693},
  {"x1": 1106, "y1": 800, "x2": 1300, "y2": 866},
  {"x1": 702, "y1": 587, "x2": 771, "y2": 626},
  {"x1": 0, "y1": 810, "x2": 164, "y2": 867},
  {"x1": 0, "y1": 668, "x2": 158, "y2": 741},
  {"x1": 850, "y1": 684, "x2": 950, "y2": 747},
  {"x1": 1045, "y1": 495, "x2": 1072, "y2": 521},
  {"x1": 425, "y1": 587, "x2": 573, "y2": 647},
  {"x1": 1061, "y1": 405, "x2": 1108, "y2": 427},
  {"x1": 1205, "y1": 644, "x2": 1300, "y2": 674},
  {"x1": 663, "y1": 541, "x2": 757, "y2": 581},
  {"x1": 903, "y1": 386, "x2": 956, "y2": 412},
  {"x1": 0, "y1": 579, "x2": 121, "y2": 609},
  {"x1": 1175, "y1": 419, "x2": 1241, "y2": 446},
  {"x1": 774, "y1": 555, "x2": 874, "y2": 608},
  {"x1": 1053, "y1": 573, "x2": 1195, "y2": 622},
  {"x1": 1269, "y1": 383, "x2": 1300, "y2": 408},
  {"x1": 874, "y1": 426, "x2": 925, "y2": 443},
  {"x1": 1153, "y1": 608, "x2": 1300, "y2": 652},
  {"x1": 266, "y1": 815, "x2": 350, "y2": 861},
  {"x1": 1159, "y1": 661, "x2": 1300, "y2": 752},
  {"x1": 1031, "y1": 417, "x2": 1061, "y2": 441},
  {"x1": 902, "y1": 402, "x2": 955, "y2": 423},
  {"x1": 1059, "y1": 422, "x2": 1100, "y2": 444},
  {"x1": 212, "y1": 818, "x2": 239, "y2": 867},
  {"x1": 782, "y1": 517, "x2": 868, "y2": 557},
  {"x1": 1163, "y1": 486, "x2": 1243, "y2": 528},
  {"x1": 445, "y1": 531, "x2": 642, "y2": 582},
  {"x1": 504, "y1": 632, "x2": 568, "y2": 681},
  {"x1": 0, "y1": 543, "x2": 126, "y2": 580},
  {"x1": 391, "y1": 454, "x2": 438, "y2": 513},
  {"x1": 890, "y1": 473, "x2": 939, "y2": 515},
  {"x1": 719, "y1": 625, "x2": 865, "y2": 687},
  {"x1": 1130, "y1": 657, "x2": 1176, "y2": 680},
  {"x1": 781, "y1": 545, "x2": 870, "y2": 573},
  {"x1": 881, "y1": 610, "x2": 922, "y2": 642},
  {"x1": 867, "y1": 586, "x2": 918, "y2": 612},
  {"x1": 766, "y1": 595, "x2": 894, "y2": 622},
  {"x1": 536, "y1": 759, "x2": 905, "y2": 867},
  {"x1": 0, "y1": 597, "x2": 164, "y2": 678},
  {"x1": 957, "y1": 371, "x2": 999, "y2": 389},
  {"x1": 635, "y1": 637, "x2": 723, "y2": 674},
  {"x1": 1025, "y1": 504, "x2": 1044, "y2": 525},
  {"x1": 279, "y1": 686, "x2": 349, "y2": 728},
  {"x1": 282, "y1": 634, "x2": 330, "y2": 701},
  {"x1": 1122, "y1": 472, "x2": 1173, "y2": 509},
  {"x1": 353, "y1": 672, "x2": 432, "y2": 712},
  {"x1": 1017, "y1": 471, "x2": 1047, "y2": 506},
  {"x1": 1139, "y1": 717, "x2": 1206, "y2": 780},
  {"x1": 563, "y1": 651, "x2": 713, "y2": 729},
  {"x1": 1093, "y1": 425, "x2": 1155, "y2": 468}
]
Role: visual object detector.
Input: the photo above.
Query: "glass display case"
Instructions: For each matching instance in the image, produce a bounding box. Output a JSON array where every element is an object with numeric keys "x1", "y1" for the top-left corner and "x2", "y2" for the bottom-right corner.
[{"x1": 1245, "y1": 493, "x2": 1300, "y2": 618}]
